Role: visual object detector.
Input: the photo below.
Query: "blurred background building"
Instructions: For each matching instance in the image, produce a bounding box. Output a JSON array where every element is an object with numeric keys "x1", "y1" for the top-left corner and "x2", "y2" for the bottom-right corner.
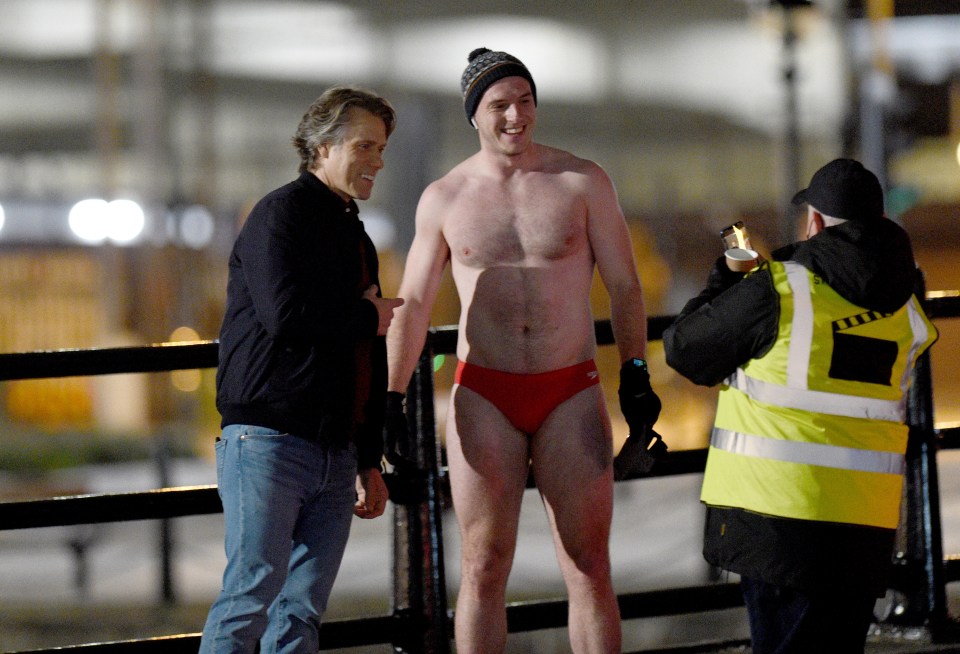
[{"x1": 1, "y1": 0, "x2": 959, "y2": 650}]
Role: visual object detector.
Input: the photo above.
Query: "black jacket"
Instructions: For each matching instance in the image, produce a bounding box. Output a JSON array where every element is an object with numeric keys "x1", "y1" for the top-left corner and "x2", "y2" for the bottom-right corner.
[
  {"x1": 216, "y1": 172, "x2": 386, "y2": 470},
  {"x1": 663, "y1": 218, "x2": 924, "y2": 595}
]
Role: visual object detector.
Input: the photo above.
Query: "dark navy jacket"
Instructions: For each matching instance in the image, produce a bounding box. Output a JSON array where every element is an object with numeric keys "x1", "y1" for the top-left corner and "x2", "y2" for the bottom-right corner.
[{"x1": 216, "y1": 172, "x2": 386, "y2": 469}]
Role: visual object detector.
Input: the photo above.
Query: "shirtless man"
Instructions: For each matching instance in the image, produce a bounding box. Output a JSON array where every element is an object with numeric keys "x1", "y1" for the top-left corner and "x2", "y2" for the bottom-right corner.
[{"x1": 385, "y1": 48, "x2": 661, "y2": 654}]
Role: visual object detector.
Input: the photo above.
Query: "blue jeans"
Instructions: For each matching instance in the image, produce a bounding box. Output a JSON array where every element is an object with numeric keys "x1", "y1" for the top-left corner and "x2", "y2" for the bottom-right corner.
[{"x1": 199, "y1": 425, "x2": 358, "y2": 654}]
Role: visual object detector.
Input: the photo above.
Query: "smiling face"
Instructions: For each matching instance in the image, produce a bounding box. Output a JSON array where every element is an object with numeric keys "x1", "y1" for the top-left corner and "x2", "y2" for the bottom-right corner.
[
  {"x1": 473, "y1": 76, "x2": 537, "y2": 157},
  {"x1": 312, "y1": 108, "x2": 388, "y2": 202}
]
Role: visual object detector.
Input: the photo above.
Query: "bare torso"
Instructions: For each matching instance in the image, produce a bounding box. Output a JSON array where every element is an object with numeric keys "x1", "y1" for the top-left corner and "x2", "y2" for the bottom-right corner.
[{"x1": 436, "y1": 144, "x2": 599, "y2": 373}]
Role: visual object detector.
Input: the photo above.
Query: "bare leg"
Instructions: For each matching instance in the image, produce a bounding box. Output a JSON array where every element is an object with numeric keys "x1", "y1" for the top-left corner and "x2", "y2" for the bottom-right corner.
[
  {"x1": 532, "y1": 385, "x2": 621, "y2": 654},
  {"x1": 446, "y1": 384, "x2": 531, "y2": 654}
]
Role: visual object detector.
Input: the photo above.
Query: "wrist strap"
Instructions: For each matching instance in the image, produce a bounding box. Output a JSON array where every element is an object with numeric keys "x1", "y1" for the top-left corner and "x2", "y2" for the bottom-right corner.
[{"x1": 622, "y1": 358, "x2": 648, "y2": 373}]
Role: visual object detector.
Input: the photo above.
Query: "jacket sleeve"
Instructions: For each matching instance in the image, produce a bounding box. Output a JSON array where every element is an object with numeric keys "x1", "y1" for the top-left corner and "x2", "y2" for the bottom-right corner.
[
  {"x1": 663, "y1": 257, "x2": 779, "y2": 387},
  {"x1": 355, "y1": 333, "x2": 387, "y2": 470}
]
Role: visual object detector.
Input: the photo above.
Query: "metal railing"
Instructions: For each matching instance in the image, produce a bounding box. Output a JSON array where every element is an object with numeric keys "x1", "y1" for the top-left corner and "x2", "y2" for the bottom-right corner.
[{"x1": 2, "y1": 290, "x2": 959, "y2": 653}]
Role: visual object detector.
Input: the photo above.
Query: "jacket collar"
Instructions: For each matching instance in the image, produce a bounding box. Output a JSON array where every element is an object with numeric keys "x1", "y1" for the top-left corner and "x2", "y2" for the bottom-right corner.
[{"x1": 298, "y1": 171, "x2": 360, "y2": 217}]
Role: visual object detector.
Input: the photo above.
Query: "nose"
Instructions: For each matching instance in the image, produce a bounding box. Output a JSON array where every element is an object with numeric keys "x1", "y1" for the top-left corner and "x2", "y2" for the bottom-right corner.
[{"x1": 372, "y1": 151, "x2": 385, "y2": 169}]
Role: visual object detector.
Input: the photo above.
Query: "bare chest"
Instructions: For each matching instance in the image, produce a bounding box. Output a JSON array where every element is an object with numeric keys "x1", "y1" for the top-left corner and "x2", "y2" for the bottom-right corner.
[{"x1": 444, "y1": 181, "x2": 587, "y2": 268}]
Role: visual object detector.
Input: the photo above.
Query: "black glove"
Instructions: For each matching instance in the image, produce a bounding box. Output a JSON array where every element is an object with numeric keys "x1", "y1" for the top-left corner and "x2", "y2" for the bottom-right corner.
[
  {"x1": 613, "y1": 424, "x2": 668, "y2": 480},
  {"x1": 384, "y1": 391, "x2": 416, "y2": 470},
  {"x1": 618, "y1": 358, "x2": 661, "y2": 430}
]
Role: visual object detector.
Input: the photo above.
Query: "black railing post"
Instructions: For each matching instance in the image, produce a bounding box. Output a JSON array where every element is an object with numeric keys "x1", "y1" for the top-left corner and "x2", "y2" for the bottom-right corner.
[
  {"x1": 391, "y1": 347, "x2": 451, "y2": 654},
  {"x1": 154, "y1": 430, "x2": 176, "y2": 605},
  {"x1": 890, "y1": 273, "x2": 947, "y2": 630}
]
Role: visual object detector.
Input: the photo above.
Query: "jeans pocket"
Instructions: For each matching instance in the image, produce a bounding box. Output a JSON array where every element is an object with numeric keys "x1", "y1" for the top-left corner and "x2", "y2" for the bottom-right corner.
[
  {"x1": 214, "y1": 437, "x2": 227, "y2": 494},
  {"x1": 238, "y1": 425, "x2": 285, "y2": 441}
]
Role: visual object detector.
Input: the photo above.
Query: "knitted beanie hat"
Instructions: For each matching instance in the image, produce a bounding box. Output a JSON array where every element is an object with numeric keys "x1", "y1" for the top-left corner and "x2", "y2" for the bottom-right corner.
[{"x1": 460, "y1": 47, "x2": 537, "y2": 124}]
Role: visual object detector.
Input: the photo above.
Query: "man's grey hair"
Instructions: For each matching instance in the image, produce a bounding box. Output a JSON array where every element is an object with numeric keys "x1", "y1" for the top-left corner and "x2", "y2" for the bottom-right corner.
[{"x1": 292, "y1": 86, "x2": 396, "y2": 174}]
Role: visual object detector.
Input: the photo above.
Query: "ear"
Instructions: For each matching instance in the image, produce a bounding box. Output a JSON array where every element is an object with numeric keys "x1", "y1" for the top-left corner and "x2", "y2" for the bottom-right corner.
[
  {"x1": 316, "y1": 143, "x2": 329, "y2": 160},
  {"x1": 806, "y1": 208, "x2": 826, "y2": 239}
]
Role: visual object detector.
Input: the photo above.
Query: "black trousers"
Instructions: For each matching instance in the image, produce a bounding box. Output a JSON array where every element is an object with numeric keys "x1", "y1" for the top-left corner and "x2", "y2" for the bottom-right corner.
[{"x1": 741, "y1": 576, "x2": 877, "y2": 654}]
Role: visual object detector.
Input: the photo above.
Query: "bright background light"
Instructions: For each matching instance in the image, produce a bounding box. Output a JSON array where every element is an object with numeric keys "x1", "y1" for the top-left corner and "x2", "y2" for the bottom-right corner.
[
  {"x1": 68, "y1": 198, "x2": 145, "y2": 245},
  {"x1": 68, "y1": 198, "x2": 110, "y2": 243},
  {"x1": 179, "y1": 204, "x2": 215, "y2": 249},
  {"x1": 106, "y1": 199, "x2": 145, "y2": 244},
  {"x1": 0, "y1": 201, "x2": 5, "y2": 235}
]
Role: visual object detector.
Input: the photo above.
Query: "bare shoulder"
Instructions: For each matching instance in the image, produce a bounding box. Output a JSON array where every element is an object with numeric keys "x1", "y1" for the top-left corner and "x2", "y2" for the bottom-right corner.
[
  {"x1": 420, "y1": 156, "x2": 481, "y2": 208},
  {"x1": 537, "y1": 144, "x2": 612, "y2": 186}
]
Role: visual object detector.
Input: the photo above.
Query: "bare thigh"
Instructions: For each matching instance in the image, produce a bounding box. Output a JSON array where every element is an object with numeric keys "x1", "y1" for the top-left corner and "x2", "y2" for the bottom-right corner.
[
  {"x1": 445, "y1": 383, "x2": 531, "y2": 564},
  {"x1": 530, "y1": 384, "x2": 614, "y2": 559}
]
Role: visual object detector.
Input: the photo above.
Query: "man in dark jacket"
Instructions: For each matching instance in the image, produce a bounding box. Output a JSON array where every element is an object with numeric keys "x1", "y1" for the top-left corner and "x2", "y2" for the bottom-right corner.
[
  {"x1": 663, "y1": 159, "x2": 937, "y2": 653},
  {"x1": 200, "y1": 87, "x2": 404, "y2": 654}
]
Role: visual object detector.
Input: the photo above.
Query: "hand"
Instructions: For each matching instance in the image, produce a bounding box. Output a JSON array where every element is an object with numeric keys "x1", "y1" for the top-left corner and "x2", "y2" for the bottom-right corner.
[
  {"x1": 384, "y1": 391, "x2": 416, "y2": 470},
  {"x1": 354, "y1": 467, "x2": 389, "y2": 519},
  {"x1": 362, "y1": 285, "x2": 404, "y2": 336},
  {"x1": 618, "y1": 359, "x2": 661, "y2": 430},
  {"x1": 613, "y1": 425, "x2": 669, "y2": 480}
]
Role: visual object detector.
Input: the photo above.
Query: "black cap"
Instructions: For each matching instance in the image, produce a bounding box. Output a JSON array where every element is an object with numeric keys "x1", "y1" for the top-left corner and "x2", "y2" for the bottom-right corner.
[
  {"x1": 460, "y1": 47, "x2": 537, "y2": 124},
  {"x1": 791, "y1": 158, "x2": 884, "y2": 222}
]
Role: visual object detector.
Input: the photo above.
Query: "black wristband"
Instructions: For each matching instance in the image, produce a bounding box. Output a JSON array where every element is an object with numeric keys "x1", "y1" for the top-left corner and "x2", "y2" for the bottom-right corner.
[
  {"x1": 386, "y1": 391, "x2": 406, "y2": 412},
  {"x1": 622, "y1": 358, "x2": 648, "y2": 374}
]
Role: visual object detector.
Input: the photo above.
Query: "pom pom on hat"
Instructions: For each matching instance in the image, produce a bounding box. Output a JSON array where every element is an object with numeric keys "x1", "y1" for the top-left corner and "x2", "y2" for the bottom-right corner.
[{"x1": 460, "y1": 47, "x2": 537, "y2": 124}]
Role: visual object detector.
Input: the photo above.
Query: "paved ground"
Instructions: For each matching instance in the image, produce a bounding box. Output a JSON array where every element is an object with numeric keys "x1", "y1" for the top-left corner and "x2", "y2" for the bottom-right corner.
[{"x1": 4, "y1": 452, "x2": 960, "y2": 652}]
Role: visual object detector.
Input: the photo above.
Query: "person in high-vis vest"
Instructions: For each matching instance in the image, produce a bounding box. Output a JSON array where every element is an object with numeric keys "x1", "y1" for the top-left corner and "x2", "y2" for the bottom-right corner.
[{"x1": 663, "y1": 158, "x2": 937, "y2": 654}]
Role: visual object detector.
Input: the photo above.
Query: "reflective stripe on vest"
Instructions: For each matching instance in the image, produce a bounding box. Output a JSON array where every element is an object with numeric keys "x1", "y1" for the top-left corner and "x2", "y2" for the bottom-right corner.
[
  {"x1": 712, "y1": 427, "x2": 905, "y2": 475},
  {"x1": 727, "y1": 368, "x2": 906, "y2": 422},
  {"x1": 701, "y1": 260, "x2": 937, "y2": 529}
]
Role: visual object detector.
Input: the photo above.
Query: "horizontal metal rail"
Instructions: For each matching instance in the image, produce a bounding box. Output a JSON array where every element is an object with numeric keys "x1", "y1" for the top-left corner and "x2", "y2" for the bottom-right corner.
[
  {"x1": 7, "y1": 614, "x2": 398, "y2": 653},
  {"x1": 0, "y1": 485, "x2": 222, "y2": 530},
  {"x1": 0, "y1": 340, "x2": 219, "y2": 381},
  {"x1": 0, "y1": 449, "x2": 711, "y2": 530},
  {"x1": 7, "y1": 585, "x2": 745, "y2": 654}
]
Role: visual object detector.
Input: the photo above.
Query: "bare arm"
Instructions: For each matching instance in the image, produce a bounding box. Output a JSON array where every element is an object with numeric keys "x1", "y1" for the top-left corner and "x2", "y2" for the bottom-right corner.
[
  {"x1": 387, "y1": 184, "x2": 452, "y2": 393},
  {"x1": 586, "y1": 165, "x2": 647, "y2": 363}
]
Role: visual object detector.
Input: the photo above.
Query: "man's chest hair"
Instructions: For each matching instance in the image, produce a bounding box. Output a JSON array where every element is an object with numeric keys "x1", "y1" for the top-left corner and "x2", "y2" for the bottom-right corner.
[{"x1": 445, "y1": 200, "x2": 588, "y2": 268}]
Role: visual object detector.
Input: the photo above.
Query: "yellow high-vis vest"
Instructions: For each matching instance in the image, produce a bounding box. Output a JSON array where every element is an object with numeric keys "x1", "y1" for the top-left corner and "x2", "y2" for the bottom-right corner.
[{"x1": 701, "y1": 261, "x2": 937, "y2": 529}]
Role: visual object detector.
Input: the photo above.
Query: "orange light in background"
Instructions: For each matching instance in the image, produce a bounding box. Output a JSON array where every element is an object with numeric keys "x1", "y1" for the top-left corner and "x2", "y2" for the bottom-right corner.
[{"x1": 169, "y1": 326, "x2": 202, "y2": 392}]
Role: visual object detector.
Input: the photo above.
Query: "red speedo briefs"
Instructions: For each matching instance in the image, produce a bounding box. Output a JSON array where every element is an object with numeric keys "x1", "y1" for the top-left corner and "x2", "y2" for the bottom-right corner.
[{"x1": 454, "y1": 359, "x2": 600, "y2": 435}]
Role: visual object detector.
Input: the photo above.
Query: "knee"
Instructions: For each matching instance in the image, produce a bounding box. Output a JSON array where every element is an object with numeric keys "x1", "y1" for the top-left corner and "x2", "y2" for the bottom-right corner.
[
  {"x1": 460, "y1": 544, "x2": 514, "y2": 593},
  {"x1": 562, "y1": 540, "x2": 611, "y2": 580}
]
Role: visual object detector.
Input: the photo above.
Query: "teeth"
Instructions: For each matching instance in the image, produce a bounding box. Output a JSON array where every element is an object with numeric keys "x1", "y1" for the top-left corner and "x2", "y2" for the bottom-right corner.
[
  {"x1": 361, "y1": 174, "x2": 374, "y2": 181},
  {"x1": 504, "y1": 128, "x2": 522, "y2": 134}
]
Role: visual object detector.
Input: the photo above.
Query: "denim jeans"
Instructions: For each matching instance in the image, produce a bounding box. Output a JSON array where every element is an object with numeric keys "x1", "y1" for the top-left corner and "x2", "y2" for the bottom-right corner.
[{"x1": 199, "y1": 424, "x2": 358, "y2": 654}]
